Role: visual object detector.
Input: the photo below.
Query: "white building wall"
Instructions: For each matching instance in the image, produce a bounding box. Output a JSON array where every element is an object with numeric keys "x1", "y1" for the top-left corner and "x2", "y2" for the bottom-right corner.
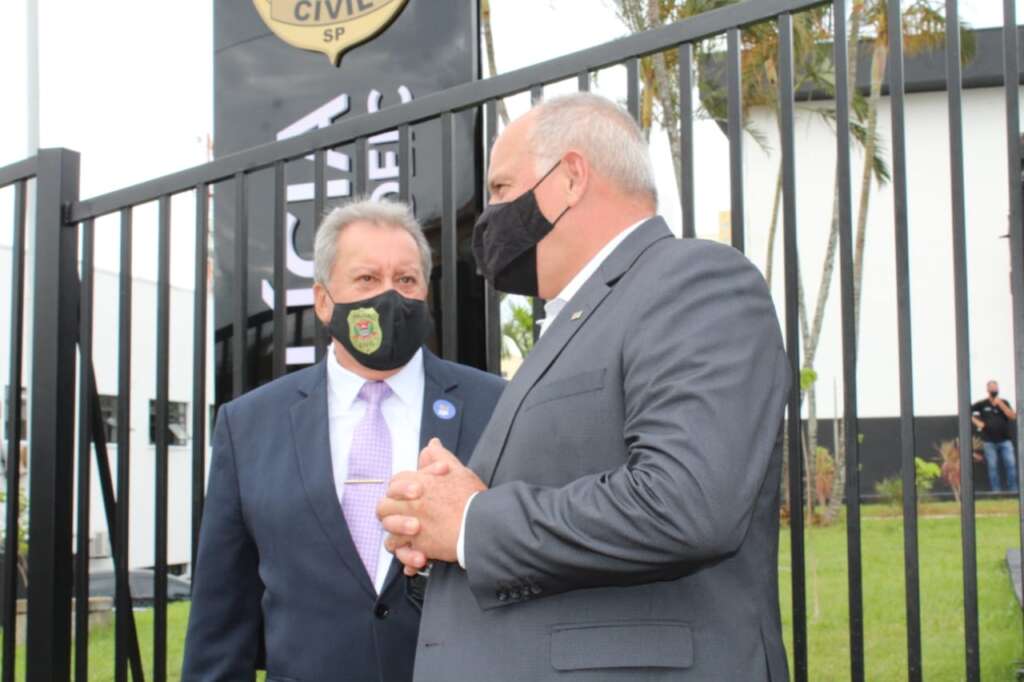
[{"x1": 741, "y1": 85, "x2": 1021, "y2": 419}]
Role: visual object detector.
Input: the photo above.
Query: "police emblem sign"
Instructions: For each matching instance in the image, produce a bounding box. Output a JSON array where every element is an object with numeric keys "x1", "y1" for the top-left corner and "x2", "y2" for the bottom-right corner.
[
  {"x1": 214, "y1": 0, "x2": 483, "y2": 404},
  {"x1": 253, "y1": 0, "x2": 410, "y2": 65}
]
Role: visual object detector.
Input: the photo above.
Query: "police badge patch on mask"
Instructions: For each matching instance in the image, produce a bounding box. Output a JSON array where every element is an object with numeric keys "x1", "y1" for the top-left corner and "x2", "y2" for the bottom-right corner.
[{"x1": 325, "y1": 289, "x2": 430, "y2": 371}]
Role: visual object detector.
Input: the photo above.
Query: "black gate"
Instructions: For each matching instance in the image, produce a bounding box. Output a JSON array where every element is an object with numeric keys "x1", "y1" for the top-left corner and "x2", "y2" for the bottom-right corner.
[{"x1": 0, "y1": 0, "x2": 1022, "y2": 679}]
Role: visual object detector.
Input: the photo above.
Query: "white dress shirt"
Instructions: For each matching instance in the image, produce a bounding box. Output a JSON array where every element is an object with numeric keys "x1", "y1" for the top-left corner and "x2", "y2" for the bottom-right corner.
[
  {"x1": 326, "y1": 344, "x2": 424, "y2": 592},
  {"x1": 457, "y1": 217, "x2": 652, "y2": 569}
]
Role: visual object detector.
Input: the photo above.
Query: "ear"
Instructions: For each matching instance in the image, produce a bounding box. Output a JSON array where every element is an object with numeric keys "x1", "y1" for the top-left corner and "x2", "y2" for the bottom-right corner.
[
  {"x1": 313, "y1": 282, "x2": 334, "y2": 327},
  {"x1": 562, "y1": 150, "x2": 589, "y2": 207}
]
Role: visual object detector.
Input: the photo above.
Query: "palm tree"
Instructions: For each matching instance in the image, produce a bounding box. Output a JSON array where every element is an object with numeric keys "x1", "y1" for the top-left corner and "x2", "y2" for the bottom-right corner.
[
  {"x1": 502, "y1": 299, "x2": 535, "y2": 359},
  {"x1": 849, "y1": 1, "x2": 974, "y2": 341},
  {"x1": 616, "y1": 0, "x2": 855, "y2": 520}
]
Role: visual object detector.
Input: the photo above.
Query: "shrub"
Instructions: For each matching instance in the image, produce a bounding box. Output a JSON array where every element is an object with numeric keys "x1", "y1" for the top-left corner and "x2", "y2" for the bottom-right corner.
[{"x1": 874, "y1": 457, "x2": 940, "y2": 506}]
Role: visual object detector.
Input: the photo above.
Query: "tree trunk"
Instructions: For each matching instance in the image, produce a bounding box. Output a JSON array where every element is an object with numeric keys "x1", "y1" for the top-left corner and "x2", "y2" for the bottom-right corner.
[
  {"x1": 646, "y1": 0, "x2": 682, "y2": 189},
  {"x1": 802, "y1": 428, "x2": 815, "y2": 524},
  {"x1": 764, "y1": 164, "x2": 783, "y2": 287},
  {"x1": 804, "y1": 191, "x2": 841, "y2": 370},
  {"x1": 803, "y1": 3, "x2": 867, "y2": 493},
  {"x1": 854, "y1": 42, "x2": 888, "y2": 343},
  {"x1": 826, "y1": 380, "x2": 847, "y2": 522}
]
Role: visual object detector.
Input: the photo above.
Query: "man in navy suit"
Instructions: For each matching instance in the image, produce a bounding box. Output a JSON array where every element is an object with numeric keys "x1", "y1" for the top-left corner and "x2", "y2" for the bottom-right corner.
[{"x1": 182, "y1": 198, "x2": 505, "y2": 681}]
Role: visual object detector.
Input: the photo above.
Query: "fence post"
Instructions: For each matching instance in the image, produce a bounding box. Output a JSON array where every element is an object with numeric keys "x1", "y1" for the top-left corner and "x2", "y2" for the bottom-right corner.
[{"x1": 25, "y1": 147, "x2": 80, "y2": 681}]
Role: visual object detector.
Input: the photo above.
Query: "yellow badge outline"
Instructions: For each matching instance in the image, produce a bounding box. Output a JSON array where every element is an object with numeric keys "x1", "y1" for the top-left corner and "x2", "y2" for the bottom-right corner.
[
  {"x1": 347, "y1": 307, "x2": 383, "y2": 355},
  {"x1": 253, "y1": 0, "x2": 410, "y2": 66}
]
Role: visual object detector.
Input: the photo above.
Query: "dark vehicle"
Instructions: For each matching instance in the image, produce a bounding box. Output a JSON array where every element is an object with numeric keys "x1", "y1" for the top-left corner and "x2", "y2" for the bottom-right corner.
[
  {"x1": 0, "y1": 551, "x2": 191, "y2": 612},
  {"x1": 87, "y1": 568, "x2": 192, "y2": 607}
]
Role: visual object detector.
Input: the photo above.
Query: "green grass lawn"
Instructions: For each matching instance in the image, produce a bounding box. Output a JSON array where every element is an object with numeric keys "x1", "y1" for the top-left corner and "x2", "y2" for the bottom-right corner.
[
  {"x1": 1, "y1": 500, "x2": 1020, "y2": 680},
  {"x1": 779, "y1": 499, "x2": 1023, "y2": 681}
]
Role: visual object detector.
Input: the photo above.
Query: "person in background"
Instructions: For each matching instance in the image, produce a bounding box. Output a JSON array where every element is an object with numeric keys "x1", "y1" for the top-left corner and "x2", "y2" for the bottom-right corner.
[{"x1": 971, "y1": 380, "x2": 1018, "y2": 493}]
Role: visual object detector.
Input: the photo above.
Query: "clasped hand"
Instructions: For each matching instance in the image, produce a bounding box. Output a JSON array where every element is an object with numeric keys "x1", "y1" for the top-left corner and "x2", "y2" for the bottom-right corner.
[{"x1": 376, "y1": 438, "x2": 487, "y2": 576}]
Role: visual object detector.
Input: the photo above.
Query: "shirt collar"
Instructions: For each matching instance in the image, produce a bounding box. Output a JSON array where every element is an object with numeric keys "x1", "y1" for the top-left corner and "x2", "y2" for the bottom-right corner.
[
  {"x1": 544, "y1": 217, "x2": 651, "y2": 319},
  {"x1": 326, "y1": 344, "x2": 424, "y2": 413}
]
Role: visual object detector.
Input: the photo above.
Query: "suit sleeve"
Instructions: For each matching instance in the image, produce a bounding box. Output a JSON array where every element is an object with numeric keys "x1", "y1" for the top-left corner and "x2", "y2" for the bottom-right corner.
[
  {"x1": 463, "y1": 242, "x2": 791, "y2": 610},
  {"x1": 181, "y1": 403, "x2": 264, "y2": 680}
]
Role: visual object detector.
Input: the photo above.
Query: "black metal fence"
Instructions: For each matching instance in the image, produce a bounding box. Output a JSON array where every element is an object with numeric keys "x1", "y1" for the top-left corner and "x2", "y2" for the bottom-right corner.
[{"x1": 0, "y1": 0, "x2": 1021, "y2": 679}]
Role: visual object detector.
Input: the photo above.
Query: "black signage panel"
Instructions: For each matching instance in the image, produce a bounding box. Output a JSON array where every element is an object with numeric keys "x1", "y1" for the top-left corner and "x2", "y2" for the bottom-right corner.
[{"x1": 213, "y1": 0, "x2": 482, "y2": 406}]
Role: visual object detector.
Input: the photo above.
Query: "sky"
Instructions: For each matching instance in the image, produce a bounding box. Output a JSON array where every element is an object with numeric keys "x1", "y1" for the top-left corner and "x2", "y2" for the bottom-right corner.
[{"x1": 0, "y1": 0, "x2": 1019, "y2": 289}]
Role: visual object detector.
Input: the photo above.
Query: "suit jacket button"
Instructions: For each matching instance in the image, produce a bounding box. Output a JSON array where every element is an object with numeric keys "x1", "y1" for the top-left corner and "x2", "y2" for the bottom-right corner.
[{"x1": 375, "y1": 604, "x2": 390, "y2": 619}]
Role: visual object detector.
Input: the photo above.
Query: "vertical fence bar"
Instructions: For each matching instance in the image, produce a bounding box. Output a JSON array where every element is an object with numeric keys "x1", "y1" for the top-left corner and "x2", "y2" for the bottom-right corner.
[
  {"x1": 885, "y1": 4, "x2": 926, "y2": 682},
  {"x1": 192, "y1": 184, "x2": 209, "y2": 568},
  {"x1": 154, "y1": 195, "x2": 171, "y2": 682},
  {"x1": 75, "y1": 219, "x2": 95, "y2": 682},
  {"x1": 832, "y1": 1, "x2": 869, "y2": 679},
  {"x1": 314, "y1": 149, "x2": 329, "y2": 362},
  {"x1": 625, "y1": 58, "x2": 640, "y2": 122},
  {"x1": 350, "y1": 137, "x2": 369, "y2": 355},
  {"x1": 678, "y1": 43, "x2": 696, "y2": 239},
  {"x1": 2, "y1": 179, "x2": 27, "y2": 682},
  {"x1": 233, "y1": 173, "x2": 248, "y2": 397},
  {"x1": 353, "y1": 137, "x2": 368, "y2": 197},
  {"x1": 777, "y1": 16, "x2": 806, "y2": 682},
  {"x1": 726, "y1": 28, "x2": 746, "y2": 252},
  {"x1": 483, "y1": 101, "x2": 502, "y2": 375},
  {"x1": 577, "y1": 71, "x2": 590, "y2": 92},
  {"x1": 272, "y1": 164, "x2": 286, "y2": 379},
  {"x1": 1002, "y1": 0, "x2": 1024, "y2": 659},
  {"x1": 530, "y1": 85, "x2": 543, "y2": 106},
  {"x1": 26, "y1": 147, "x2": 80, "y2": 681},
  {"x1": 399, "y1": 124, "x2": 412, "y2": 203},
  {"x1": 441, "y1": 112, "x2": 459, "y2": 361},
  {"x1": 943, "y1": 2, "x2": 980, "y2": 678},
  {"x1": 115, "y1": 206, "x2": 133, "y2": 682}
]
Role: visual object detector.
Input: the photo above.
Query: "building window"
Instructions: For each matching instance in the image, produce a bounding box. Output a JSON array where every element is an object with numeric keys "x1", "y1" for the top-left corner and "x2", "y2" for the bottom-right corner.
[
  {"x1": 3, "y1": 386, "x2": 27, "y2": 442},
  {"x1": 150, "y1": 401, "x2": 189, "y2": 446},
  {"x1": 98, "y1": 395, "x2": 120, "y2": 444}
]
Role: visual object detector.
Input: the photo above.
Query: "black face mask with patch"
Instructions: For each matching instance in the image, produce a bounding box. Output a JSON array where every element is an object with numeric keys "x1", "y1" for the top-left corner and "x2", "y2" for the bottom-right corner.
[
  {"x1": 325, "y1": 289, "x2": 430, "y2": 371},
  {"x1": 471, "y1": 162, "x2": 569, "y2": 296}
]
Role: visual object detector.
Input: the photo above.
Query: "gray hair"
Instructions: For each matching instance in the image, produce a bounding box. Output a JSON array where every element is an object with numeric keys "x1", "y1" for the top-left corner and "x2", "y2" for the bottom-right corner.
[
  {"x1": 529, "y1": 93, "x2": 657, "y2": 204},
  {"x1": 313, "y1": 197, "x2": 432, "y2": 286}
]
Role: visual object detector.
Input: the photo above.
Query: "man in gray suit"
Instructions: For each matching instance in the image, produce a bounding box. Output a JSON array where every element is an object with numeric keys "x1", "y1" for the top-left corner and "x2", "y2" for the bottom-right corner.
[{"x1": 378, "y1": 93, "x2": 791, "y2": 680}]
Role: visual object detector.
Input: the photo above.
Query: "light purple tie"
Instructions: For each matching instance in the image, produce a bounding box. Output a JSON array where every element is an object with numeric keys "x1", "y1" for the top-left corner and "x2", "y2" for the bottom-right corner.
[{"x1": 342, "y1": 381, "x2": 393, "y2": 580}]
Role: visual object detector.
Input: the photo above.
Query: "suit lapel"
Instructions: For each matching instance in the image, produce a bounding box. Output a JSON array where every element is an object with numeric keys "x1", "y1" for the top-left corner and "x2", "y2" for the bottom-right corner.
[
  {"x1": 381, "y1": 350, "x2": 464, "y2": 594},
  {"x1": 417, "y1": 351, "x2": 464, "y2": 456},
  {"x1": 469, "y1": 218, "x2": 674, "y2": 486},
  {"x1": 289, "y1": 362, "x2": 377, "y2": 599}
]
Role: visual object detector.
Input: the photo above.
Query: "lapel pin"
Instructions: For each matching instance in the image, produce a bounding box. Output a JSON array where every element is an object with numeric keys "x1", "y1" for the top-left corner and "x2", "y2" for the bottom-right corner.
[
  {"x1": 570, "y1": 310, "x2": 584, "y2": 321},
  {"x1": 433, "y1": 399, "x2": 457, "y2": 420}
]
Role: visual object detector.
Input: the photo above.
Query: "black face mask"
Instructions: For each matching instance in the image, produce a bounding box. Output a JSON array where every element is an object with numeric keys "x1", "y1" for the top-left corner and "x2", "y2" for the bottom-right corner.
[
  {"x1": 990, "y1": 390, "x2": 999, "y2": 399},
  {"x1": 324, "y1": 289, "x2": 430, "y2": 371},
  {"x1": 472, "y1": 162, "x2": 570, "y2": 296}
]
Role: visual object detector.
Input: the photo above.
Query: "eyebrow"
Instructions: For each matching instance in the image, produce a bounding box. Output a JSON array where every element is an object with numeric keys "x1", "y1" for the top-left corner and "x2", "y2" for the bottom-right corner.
[{"x1": 487, "y1": 170, "x2": 511, "y2": 189}]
